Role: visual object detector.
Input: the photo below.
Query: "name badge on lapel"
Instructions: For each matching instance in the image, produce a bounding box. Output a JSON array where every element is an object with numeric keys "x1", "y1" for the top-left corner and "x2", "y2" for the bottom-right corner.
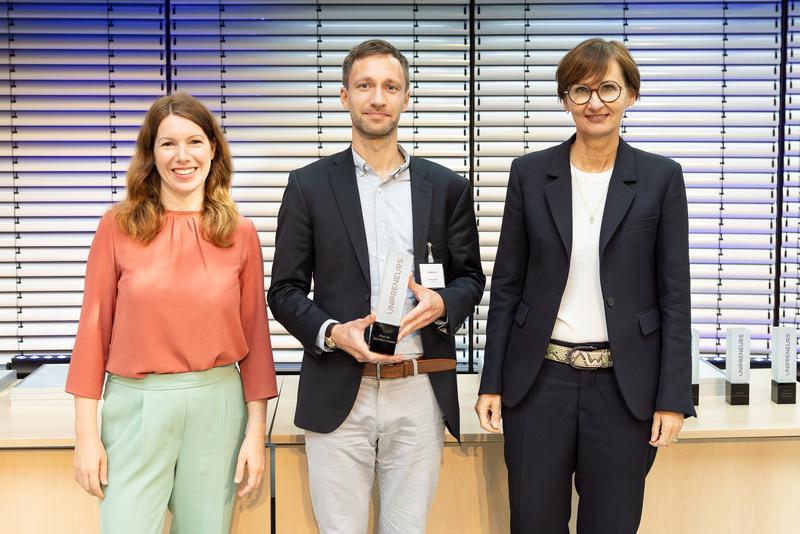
[{"x1": 420, "y1": 242, "x2": 445, "y2": 288}]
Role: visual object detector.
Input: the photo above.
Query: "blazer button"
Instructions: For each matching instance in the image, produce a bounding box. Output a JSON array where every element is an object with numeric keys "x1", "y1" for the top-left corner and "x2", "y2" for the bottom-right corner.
[
  {"x1": 606, "y1": 297, "x2": 615, "y2": 308},
  {"x1": 365, "y1": 294, "x2": 370, "y2": 302}
]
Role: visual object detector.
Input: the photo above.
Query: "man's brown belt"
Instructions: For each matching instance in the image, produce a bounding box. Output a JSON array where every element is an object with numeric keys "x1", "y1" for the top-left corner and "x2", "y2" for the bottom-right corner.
[{"x1": 362, "y1": 358, "x2": 456, "y2": 379}]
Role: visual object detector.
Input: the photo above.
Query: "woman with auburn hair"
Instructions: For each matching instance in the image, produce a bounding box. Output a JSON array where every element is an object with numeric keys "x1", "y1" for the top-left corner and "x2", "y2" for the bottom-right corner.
[
  {"x1": 66, "y1": 92, "x2": 277, "y2": 534},
  {"x1": 477, "y1": 39, "x2": 695, "y2": 533}
]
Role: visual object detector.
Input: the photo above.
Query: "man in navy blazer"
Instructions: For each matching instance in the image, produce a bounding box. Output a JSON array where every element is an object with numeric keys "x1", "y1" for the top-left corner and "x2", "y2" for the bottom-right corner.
[{"x1": 268, "y1": 39, "x2": 484, "y2": 534}]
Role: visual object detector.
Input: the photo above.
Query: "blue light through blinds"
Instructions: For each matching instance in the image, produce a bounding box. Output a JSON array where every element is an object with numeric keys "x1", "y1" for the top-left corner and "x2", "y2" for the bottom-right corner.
[
  {"x1": 170, "y1": 1, "x2": 470, "y2": 366},
  {"x1": 472, "y1": 1, "x2": 782, "y2": 364},
  {"x1": 627, "y1": 1, "x2": 781, "y2": 357},
  {"x1": 0, "y1": 1, "x2": 796, "y2": 366},
  {"x1": 779, "y1": 1, "x2": 799, "y2": 328},
  {"x1": 1, "y1": 1, "x2": 166, "y2": 354}
]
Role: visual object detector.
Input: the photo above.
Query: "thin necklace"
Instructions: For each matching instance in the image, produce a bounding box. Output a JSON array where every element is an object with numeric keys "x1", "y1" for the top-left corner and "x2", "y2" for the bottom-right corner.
[{"x1": 573, "y1": 171, "x2": 609, "y2": 225}]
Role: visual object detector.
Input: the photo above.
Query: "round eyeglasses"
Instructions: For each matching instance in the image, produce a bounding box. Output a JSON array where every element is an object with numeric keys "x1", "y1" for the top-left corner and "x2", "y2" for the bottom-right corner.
[{"x1": 564, "y1": 80, "x2": 623, "y2": 105}]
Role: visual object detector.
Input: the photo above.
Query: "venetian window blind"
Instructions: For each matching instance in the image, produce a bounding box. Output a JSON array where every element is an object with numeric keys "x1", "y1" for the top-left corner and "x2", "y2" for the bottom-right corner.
[{"x1": 0, "y1": 1, "x2": 796, "y2": 370}]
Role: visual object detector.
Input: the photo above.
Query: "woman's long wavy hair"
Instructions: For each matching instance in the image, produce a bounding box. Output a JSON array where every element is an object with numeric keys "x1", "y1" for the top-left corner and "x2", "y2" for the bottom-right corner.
[{"x1": 112, "y1": 92, "x2": 238, "y2": 247}]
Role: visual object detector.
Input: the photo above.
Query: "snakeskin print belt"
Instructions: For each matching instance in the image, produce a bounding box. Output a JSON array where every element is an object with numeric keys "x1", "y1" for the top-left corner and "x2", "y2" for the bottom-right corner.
[{"x1": 545, "y1": 341, "x2": 613, "y2": 369}]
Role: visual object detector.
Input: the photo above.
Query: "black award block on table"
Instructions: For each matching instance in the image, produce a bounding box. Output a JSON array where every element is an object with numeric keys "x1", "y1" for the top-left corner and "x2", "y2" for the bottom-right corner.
[
  {"x1": 771, "y1": 380, "x2": 796, "y2": 404},
  {"x1": 725, "y1": 381, "x2": 749, "y2": 406}
]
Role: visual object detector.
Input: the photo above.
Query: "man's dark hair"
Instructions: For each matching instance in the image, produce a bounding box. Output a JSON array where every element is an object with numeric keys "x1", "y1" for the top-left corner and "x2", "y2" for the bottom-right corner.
[{"x1": 342, "y1": 39, "x2": 410, "y2": 90}]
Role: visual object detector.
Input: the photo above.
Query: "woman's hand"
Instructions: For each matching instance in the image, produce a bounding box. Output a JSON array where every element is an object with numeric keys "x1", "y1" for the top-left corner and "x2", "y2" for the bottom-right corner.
[
  {"x1": 73, "y1": 396, "x2": 107, "y2": 499},
  {"x1": 475, "y1": 393, "x2": 503, "y2": 434},
  {"x1": 234, "y1": 432, "x2": 265, "y2": 498},
  {"x1": 649, "y1": 410, "x2": 684, "y2": 447},
  {"x1": 73, "y1": 433, "x2": 108, "y2": 498},
  {"x1": 235, "y1": 399, "x2": 268, "y2": 498}
]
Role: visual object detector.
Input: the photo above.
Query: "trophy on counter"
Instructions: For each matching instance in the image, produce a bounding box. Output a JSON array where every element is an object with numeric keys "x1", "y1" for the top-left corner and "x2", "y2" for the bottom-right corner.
[
  {"x1": 725, "y1": 327, "x2": 750, "y2": 405},
  {"x1": 369, "y1": 251, "x2": 414, "y2": 355},
  {"x1": 691, "y1": 328, "x2": 700, "y2": 406},
  {"x1": 770, "y1": 326, "x2": 797, "y2": 404}
]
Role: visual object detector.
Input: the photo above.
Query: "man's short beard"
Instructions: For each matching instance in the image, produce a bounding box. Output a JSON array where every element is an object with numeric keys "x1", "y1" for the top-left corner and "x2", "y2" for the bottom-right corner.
[{"x1": 352, "y1": 116, "x2": 399, "y2": 140}]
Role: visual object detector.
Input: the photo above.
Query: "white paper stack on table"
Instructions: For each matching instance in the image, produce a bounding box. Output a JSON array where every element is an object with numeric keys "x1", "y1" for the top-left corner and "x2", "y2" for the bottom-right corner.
[
  {"x1": 0, "y1": 369, "x2": 16, "y2": 391},
  {"x1": 9, "y1": 364, "x2": 71, "y2": 406}
]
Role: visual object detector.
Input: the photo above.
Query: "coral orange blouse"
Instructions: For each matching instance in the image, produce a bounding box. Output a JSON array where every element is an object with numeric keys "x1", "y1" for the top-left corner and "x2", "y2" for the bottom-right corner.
[{"x1": 66, "y1": 210, "x2": 277, "y2": 402}]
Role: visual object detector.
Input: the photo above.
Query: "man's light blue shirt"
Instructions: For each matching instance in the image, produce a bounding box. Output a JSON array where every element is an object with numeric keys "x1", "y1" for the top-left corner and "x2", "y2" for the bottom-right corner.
[{"x1": 316, "y1": 145, "x2": 424, "y2": 357}]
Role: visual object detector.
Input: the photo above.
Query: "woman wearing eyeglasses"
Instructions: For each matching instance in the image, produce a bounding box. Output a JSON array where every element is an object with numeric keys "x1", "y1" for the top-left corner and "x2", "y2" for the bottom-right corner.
[{"x1": 476, "y1": 38, "x2": 696, "y2": 533}]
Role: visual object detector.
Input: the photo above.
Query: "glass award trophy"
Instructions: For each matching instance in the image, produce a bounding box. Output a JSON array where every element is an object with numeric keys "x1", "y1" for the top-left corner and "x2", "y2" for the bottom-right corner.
[
  {"x1": 725, "y1": 327, "x2": 750, "y2": 405},
  {"x1": 368, "y1": 251, "x2": 414, "y2": 355},
  {"x1": 770, "y1": 326, "x2": 796, "y2": 404}
]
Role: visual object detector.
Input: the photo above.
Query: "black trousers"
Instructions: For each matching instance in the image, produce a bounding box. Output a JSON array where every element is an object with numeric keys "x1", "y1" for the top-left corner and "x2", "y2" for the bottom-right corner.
[{"x1": 503, "y1": 360, "x2": 658, "y2": 534}]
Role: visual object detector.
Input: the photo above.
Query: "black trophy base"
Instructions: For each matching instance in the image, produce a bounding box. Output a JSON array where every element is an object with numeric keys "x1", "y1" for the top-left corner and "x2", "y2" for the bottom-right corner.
[
  {"x1": 368, "y1": 322, "x2": 399, "y2": 355},
  {"x1": 771, "y1": 380, "x2": 796, "y2": 404},
  {"x1": 725, "y1": 381, "x2": 749, "y2": 405},
  {"x1": 692, "y1": 383, "x2": 699, "y2": 406}
]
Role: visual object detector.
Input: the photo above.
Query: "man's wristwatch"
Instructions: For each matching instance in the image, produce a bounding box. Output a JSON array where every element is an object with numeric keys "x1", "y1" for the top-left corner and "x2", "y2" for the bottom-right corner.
[
  {"x1": 324, "y1": 322, "x2": 338, "y2": 350},
  {"x1": 434, "y1": 315, "x2": 449, "y2": 335}
]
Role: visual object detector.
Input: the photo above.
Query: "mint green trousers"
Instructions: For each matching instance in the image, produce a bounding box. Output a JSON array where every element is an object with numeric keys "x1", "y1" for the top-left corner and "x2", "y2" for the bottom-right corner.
[{"x1": 99, "y1": 365, "x2": 246, "y2": 534}]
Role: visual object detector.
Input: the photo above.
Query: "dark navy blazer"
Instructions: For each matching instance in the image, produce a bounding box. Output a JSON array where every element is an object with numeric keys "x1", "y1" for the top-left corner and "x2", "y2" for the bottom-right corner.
[
  {"x1": 269, "y1": 148, "x2": 485, "y2": 438},
  {"x1": 479, "y1": 135, "x2": 697, "y2": 420}
]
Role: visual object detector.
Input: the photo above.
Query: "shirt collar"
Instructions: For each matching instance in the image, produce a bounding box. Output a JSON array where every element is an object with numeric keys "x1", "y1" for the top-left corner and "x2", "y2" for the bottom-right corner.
[{"x1": 352, "y1": 144, "x2": 411, "y2": 182}]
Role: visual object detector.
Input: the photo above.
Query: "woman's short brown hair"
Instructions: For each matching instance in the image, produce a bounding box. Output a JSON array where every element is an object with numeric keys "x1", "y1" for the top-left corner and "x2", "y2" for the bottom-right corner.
[
  {"x1": 112, "y1": 92, "x2": 238, "y2": 247},
  {"x1": 556, "y1": 38, "x2": 640, "y2": 102}
]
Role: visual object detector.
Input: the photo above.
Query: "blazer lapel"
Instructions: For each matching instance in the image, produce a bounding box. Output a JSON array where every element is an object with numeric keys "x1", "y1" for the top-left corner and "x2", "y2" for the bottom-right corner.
[
  {"x1": 329, "y1": 148, "x2": 370, "y2": 286},
  {"x1": 409, "y1": 157, "x2": 433, "y2": 281},
  {"x1": 544, "y1": 137, "x2": 574, "y2": 256},
  {"x1": 598, "y1": 138, "x2": 637, "y2": 256}
]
